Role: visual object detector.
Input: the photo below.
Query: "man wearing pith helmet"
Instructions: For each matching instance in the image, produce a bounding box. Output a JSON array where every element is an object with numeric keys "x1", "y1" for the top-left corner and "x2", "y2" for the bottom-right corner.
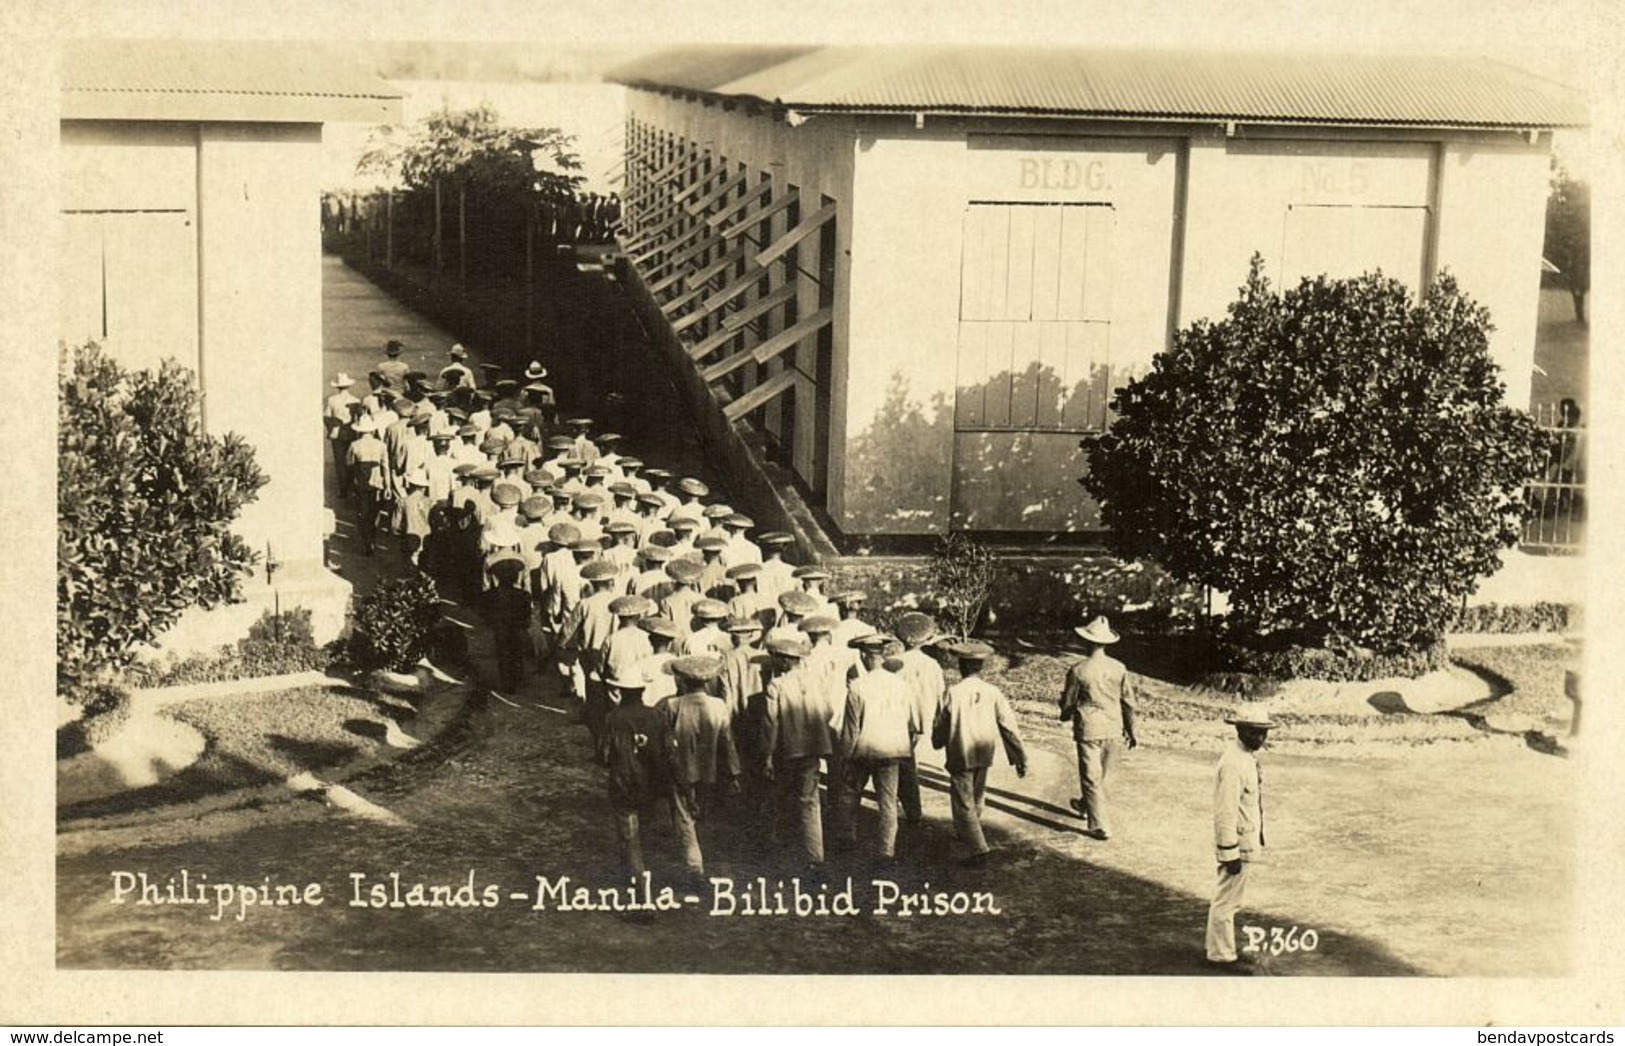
[
  {"x1": 932, "y1": 639, "x2": 1028, "y2": 868},
  {"x1": 1207, "y1": 708, "x2": 1274, "y2": 968},
  {"x1": 325, "y1": 373, "x2": 360, "y2": 496},
  {"x1": 376, "y1": 338, "x2": 410, "y2": 390},
  {"x1": 440, "y1": 343, "x2": 475, "y2": 390},
  {"x1": 1058, "y1": 615, "x2": 1140, "y2": 841}
]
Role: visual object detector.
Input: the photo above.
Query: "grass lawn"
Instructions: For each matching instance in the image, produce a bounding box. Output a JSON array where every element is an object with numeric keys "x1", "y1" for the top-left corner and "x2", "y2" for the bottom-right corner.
[
  {"x1": 58, "y1": 685, "x2": 419, "y2": 824},
  {"x1": 976, "y1": 636, "x2": 1558, "y2": 755}
]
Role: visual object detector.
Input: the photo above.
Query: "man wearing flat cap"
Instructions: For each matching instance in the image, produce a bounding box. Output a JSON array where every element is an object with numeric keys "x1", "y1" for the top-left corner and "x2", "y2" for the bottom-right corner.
[
  {"x1": 660, "y1": 559, "x2": 704, "y2": 638},
  {"x1": 598, "y1": 670, "x2": 670, "y2": 881},
  {"x1": 829, "y1": 590, "x2": 872, "y2": 650},
  {"x1": 659, "y1": 655, "x2": 741, "y2": 879},
  {"x1": 677, "y1": 599, "x2": 732, "y2": 659},
  {"x1": 725, "y1": 562, "x2": 776, "y2": 632},
  {"x1": 1207, "y1": 708, "x2": 1274, "y2": 967},
  {"x1": 1058, "y1": 615, "x2": 1140, "y2": 840},
  {"x1": 560, "y1": 559, "x2": 623, "y2": 731},
  {"x1": 484, "y1": 551, "x2": 533, "y2": 694},
  {"x1": 603, "y1": 595, "x2": 656, "y2": 691},
  {"x1": 636, "y1": 617, "x2": 681, "y2": 703},
  {"x1": 760, "y1": 636, "x2": 832, "y2": 868},
  {"x1": 668, "y1": 477, "x2": 709, "y2": 527},
  {"x1": 839, "y1": 634, "x2": 919, "y2": 860},
  {"x1": 767, "y1": 589, "x2": 818, "y2": 646},
  {"x1": 933, "y1": 639, "x2": 1028, "y2": 867},
  {"x1": 756, "y1": 532, "x2": 797, "y2": 601},
  {"x1": 893, "y1": 612, "x2": 947, "y2": 829}
]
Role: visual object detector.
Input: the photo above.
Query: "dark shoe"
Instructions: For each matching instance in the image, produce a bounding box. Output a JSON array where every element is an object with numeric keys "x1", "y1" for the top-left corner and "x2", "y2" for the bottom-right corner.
[
  {"x1": 1086, "y1": 827, "x2": 1111, "y2": 841},
  {"x1": 958, "y1": 851, "x2": 989, "y2": 869}
]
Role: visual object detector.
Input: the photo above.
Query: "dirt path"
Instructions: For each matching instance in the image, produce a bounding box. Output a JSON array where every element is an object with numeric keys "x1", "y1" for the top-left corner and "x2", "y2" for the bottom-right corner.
[{"x1": 56, "y1": 654, "x2": 1574, "y2": 975}]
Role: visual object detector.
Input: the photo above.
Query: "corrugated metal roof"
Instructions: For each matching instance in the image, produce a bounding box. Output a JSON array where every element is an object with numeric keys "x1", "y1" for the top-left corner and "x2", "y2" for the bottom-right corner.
[
  {"x1": 610, "y1": 45, "x2": 1587, "y2": 128},
  {"x1": 63, "y1": 40, "x2": 402, "y2": 101}
]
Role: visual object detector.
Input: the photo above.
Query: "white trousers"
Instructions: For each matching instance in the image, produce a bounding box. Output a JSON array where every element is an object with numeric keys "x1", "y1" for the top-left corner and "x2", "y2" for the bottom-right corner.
[{"x1": 1205, "y1": 862, "x2": 1250, "y2": 962}]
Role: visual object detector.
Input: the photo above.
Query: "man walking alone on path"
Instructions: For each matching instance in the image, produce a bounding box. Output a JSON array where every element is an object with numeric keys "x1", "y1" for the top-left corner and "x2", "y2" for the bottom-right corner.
[
  {"x1": 1207, "y1": 708, "x2": 1274, "y2": 969},
  {"x1": 1058, "y1": 615, "x2": 1139, "y2": 840}
]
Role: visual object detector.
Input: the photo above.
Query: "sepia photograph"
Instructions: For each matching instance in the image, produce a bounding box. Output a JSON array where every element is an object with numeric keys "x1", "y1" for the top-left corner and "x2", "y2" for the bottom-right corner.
[{"x1": 9, "y1": 0, "x2": 1623, "y2": 1027}]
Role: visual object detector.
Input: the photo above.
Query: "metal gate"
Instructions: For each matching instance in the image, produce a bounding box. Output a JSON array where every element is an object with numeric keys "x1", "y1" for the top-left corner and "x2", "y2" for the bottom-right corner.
[{"x1": 1522, "y1": 401, "x2": 1585, "y2": 552}]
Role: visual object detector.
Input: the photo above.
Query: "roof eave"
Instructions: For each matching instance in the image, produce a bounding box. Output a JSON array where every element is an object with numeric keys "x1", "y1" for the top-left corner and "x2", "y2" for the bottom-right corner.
[
  {"x1": 62, "y1": 90, "x2": 403, "y2": 124},
  {"x1": 785, "y1": 105, "x2": 1588, "y2": 131}
]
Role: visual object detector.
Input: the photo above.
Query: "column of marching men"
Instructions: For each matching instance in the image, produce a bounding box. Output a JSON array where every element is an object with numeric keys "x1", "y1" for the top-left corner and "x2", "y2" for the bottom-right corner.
[{"x1": 325, "y1": 342, "x2": 1032, "y2": 886}]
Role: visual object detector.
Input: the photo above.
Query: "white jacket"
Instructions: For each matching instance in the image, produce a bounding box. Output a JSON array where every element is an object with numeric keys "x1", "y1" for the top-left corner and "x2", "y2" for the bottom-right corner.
[{"x1": 1213, "y1": 738, "x2": 1264, "y2": 863}]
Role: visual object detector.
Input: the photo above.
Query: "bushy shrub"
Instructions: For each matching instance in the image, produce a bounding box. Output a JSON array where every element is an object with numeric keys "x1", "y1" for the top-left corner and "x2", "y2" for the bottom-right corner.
[
  {"x1": 928, "y1": 533, "x2": 998, "y2": 637},
  {"x1": 348, "y1": 574, "x2": 444, "y2": 672},
  {"x1": 1084, "y1": 257, "x2": 1550, "y2": 654},
  {"x1": 77, "y1": 681, "x2": 133, "y2": 746},
  {"x1": 1454, "y1": 601, "x2": 1574, "y2": 634},
  {"x1": 1214, "y1": 634, "x2": 1451, "y2": 683},
  {"x1": 58, "y1": 342, "x2": 267, "y2": 695},
  {"x1": 126, "y1": 608, "x2": 334, "y2": 687}
]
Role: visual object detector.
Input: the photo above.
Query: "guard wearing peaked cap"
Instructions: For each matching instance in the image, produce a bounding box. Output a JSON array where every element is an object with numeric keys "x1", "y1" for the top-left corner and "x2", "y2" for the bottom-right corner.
[
  {"x1": 1059, "y1": 615, "x2": 1140, "y2": 841},
  {"x1": 1207, "y1": 707, "x2": 1275, "y2": 967}
]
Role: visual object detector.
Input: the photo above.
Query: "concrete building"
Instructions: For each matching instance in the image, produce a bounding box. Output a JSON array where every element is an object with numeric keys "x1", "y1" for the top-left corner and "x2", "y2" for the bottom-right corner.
[
  {"x1": 58, "y1": 40, "x2": 402, "y2": 646},
  {"x1": 610, "y1": 46, "x2": 1585, "y2": 546}
]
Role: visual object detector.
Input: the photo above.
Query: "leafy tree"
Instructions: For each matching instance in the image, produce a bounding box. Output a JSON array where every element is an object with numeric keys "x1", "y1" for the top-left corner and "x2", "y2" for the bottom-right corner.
[
  {"x1": 57, "y1": 343, "x2": 267, "y2": 694},
  {"x1": 1544, "y1": 165, "x2": 1589, "y2": 323},
  {"x1": 1083, "y1": 257, "x2": 1549, "y2": 653},
  {"x1": 357, "y1": 104, "x2": 583, "y2": 205}
]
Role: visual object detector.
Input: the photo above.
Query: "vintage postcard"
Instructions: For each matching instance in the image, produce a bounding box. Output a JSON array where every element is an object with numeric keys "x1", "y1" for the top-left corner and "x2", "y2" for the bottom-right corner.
[{"x1": 4, "y1": 0, "x2": 1623, "y2": 1028}]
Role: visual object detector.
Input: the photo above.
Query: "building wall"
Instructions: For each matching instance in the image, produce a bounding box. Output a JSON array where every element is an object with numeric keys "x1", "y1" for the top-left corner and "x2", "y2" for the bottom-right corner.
[
  {"x1": 59, "y1": 122, "x2": 201, "y2": 377},
  {"x1": 625, "y1": 98, "x2": 1554, "y2": 542},
  {"x1": 843, "y1": 131, "x2": 1179, "y2": 535},
  {"x1": 59, "y1": 120, "x2": 342, "y2": 646},
  {"x1": 197, "y1": 123, "x2": 328, "y2": 572},
  {"x1": 1433, "y1": 141, "x2": 1551, "y2": 409}
]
